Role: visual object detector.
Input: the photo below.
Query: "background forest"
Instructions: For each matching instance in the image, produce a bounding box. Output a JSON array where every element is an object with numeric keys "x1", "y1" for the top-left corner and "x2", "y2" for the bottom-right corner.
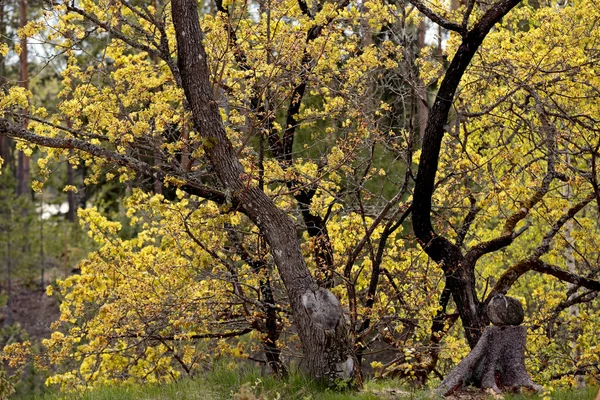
[{"x1": 0, "y1": 0, "x2": 599, "y2": 398}]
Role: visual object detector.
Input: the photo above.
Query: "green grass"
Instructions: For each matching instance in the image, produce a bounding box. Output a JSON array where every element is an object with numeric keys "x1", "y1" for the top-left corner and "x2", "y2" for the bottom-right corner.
[
  {"x1": 506, "y1": 385, "x2": 599, "y2": 400},
  {"x1": 28, "y1": 367, "x2": 384, "y2": 400},
  {"x1": 14, "y1": 365, "x2": 598, "y2": 400}
]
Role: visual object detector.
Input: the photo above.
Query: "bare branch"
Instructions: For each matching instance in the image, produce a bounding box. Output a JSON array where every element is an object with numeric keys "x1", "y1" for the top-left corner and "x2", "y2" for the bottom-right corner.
[
  {"x1": 544, "y1": 290, "x2": 598, "y2": 338},
  {"x1": 405, "y1": 0, "x2": 465, "y2": 34},
  {"x1": 465, "y1": 223, "x2": 529, "y2": 265},
  {"x1": 488, "y1": 193, "x2": 596, "y2": 295},
  {"x1": 297, "y1": 0, "x2": 312, "y2": 18},
  {"x1": 0, "y1": 118, "x2": 228, "y2": 205},
  {"x1": 465, "y1": 171, "x2": 564, "y2": 264},
  {"x1": 530, "y1": 260, "x2": 600, "y2": 291},
  {"x1": 533, "y1": 193, "x2": 595, "y2": 258},
  {"x1": 459, "y1": 86, "x2": 520, "y2": 118},
  {"x1": 67, "y1": 5, "x2": 162, "y2": 59},
  {"x1": 111, "y1": 328, "x2": 253, "y2": 341},
  {"x1": 343, "y1": 190, "x2": 410, "y2": 278},
  {"x1": 491, "y1": 257, "x2": 600, "y2": 298},
  {"x1": 455, "y1": 194, "x2": 481, "y2": 247},
  {"x1": 461, "y1": 0, "x2": 475, "y2": 30}
]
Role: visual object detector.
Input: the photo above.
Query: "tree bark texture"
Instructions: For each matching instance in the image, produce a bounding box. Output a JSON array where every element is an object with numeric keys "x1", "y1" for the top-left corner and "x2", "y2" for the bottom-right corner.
[
  {"x1": 170, "y1": 0, "x2": 359, "y2": 384},
  {"x1": 437, "y1": 326, "x2": 541, "y2": 396}
]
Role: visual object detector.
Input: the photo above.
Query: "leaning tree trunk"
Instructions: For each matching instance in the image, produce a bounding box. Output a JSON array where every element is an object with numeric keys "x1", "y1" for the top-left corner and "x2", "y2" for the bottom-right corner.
[
  {"x1": 411, "y1": 0, "x2": 523, "y2": 349},
  {"x1": 171, "y1": 0, "x2": 360, "y2": 385},
  {"x1": 437, "y1": 295, "x2": 541, "y2": 395}
]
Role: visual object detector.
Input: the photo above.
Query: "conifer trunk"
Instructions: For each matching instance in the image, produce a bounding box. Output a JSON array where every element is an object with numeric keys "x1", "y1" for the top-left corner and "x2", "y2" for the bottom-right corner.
[
  {"x1": 0, "y1": 0, "x2": 9, "y2": 170},
  {"x1": 16, "y1": 0, "x2": 29, "y2": 197}
]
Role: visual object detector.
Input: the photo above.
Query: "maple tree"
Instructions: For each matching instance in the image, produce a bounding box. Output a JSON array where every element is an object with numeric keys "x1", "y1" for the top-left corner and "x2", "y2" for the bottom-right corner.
[{"x1": 0, "y1": 0, "x2": 599, "y2": 393}]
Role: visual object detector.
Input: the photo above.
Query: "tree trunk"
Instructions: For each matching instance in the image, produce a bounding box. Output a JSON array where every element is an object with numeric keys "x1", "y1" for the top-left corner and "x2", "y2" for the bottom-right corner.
[
  {"x1": 260, "y1": 275, "x2": 287, "y2": 377},
  {"x1": 170, "y1": 0, "x2": 360, "y2": 385},
  {"x1": 66, "y1": 160, "x2": 76, "y2": 222},
  {"x1": 411, "y1": 0, "x2": 523, "y2": 349},
  {"x1": 437, "y1": 326, "x2": 541, "y2": 395},
  {"x1": 417, "y1": 20, "x2": 428, "y2": 140},
  {"x1": 4, "y1": 223, "x2": 13, "y2": 327},
  {"x1": 560, "y1": 171, "x2": 586, "y2": 387},
  {"x1": 0, "y1": 1, "x2": 10, "y2": 167},
  {"x1": 446, "y1": 257, "x2": 490, "y2": 348},
  {"x1": 16, "y1": 0, "x2": 29, "y2": 197}
]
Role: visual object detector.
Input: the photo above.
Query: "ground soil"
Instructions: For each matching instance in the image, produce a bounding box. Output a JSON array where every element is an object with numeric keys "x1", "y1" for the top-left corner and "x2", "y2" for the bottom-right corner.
[{"x1": 1, "y1": 283, "x2": 59, "y2": 340}]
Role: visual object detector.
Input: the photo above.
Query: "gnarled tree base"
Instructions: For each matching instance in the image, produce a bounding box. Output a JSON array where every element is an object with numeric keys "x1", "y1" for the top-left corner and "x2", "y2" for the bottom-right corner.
[{"x1": 437, "y1": 326, "x2": 542, "y2": 396}]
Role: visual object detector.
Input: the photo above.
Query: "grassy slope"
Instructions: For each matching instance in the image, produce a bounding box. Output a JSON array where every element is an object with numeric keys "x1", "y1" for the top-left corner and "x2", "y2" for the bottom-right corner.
[{"x1": 18, "y1": 366, "x2": 599, "y2": 400}]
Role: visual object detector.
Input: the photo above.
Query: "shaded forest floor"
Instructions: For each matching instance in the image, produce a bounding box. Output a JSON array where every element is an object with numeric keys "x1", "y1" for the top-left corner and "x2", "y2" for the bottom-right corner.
[{"x1": 0, "y1": 283, "x2": 60, "y2": 340}]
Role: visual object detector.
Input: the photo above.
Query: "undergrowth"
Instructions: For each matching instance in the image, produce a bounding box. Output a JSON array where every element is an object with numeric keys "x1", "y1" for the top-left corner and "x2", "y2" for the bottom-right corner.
[{"x1": 10, "y1": 363, "x2": 598, "y2": 400}]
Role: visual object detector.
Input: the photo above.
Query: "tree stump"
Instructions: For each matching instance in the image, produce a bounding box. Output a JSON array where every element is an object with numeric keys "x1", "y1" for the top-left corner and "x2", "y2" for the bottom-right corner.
[{"x1": 436, "y1": 326, "x2": 542, "y2": 396}]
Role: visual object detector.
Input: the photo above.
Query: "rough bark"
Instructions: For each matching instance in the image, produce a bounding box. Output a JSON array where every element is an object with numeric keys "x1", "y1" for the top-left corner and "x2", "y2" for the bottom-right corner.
[
  {"x1": 170, "y1": 0, "x2": 360, "y2": 385},
  {"x1": 437, "y1": 326, "x2": 541, "y2": 396}
]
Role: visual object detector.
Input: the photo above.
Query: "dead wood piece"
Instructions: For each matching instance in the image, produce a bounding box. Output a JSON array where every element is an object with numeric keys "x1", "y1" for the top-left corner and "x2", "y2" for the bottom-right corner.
[{"x1": 437, "y1": 326, "x2": 542, "y2": 396}]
